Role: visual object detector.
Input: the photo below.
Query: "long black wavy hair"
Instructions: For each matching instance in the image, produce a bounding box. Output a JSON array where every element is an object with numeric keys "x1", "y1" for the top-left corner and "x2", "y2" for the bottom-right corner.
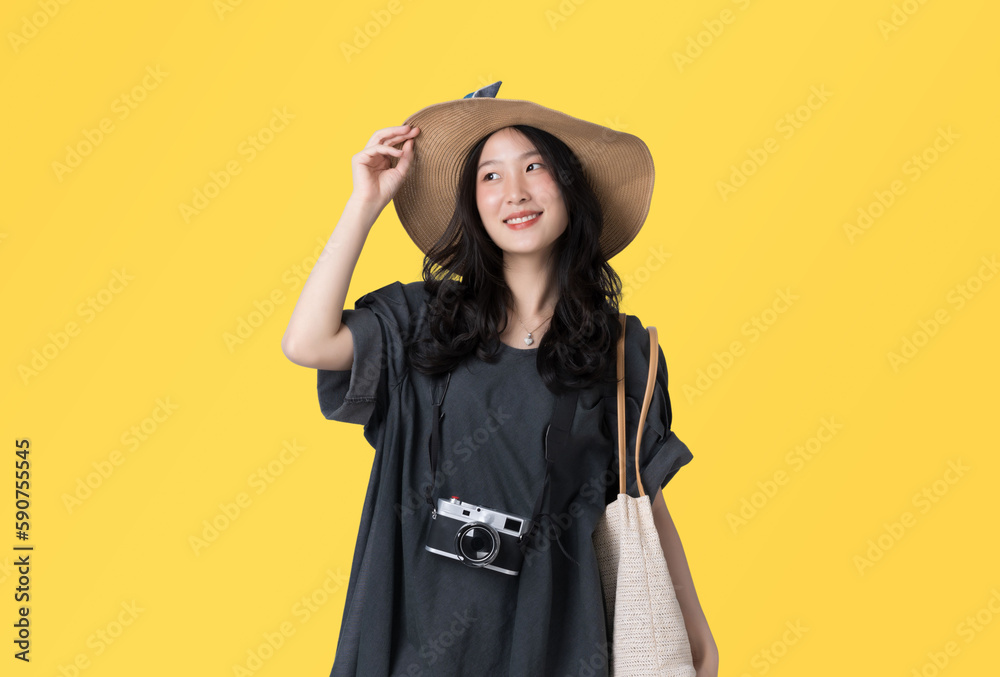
[{"x1": 405, "y1": 124, "x2": 625, "y2": 394}]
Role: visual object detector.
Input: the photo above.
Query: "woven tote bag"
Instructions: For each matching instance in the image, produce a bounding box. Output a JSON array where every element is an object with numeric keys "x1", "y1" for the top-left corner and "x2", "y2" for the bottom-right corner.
[{"x1": 592, "y1": 313, "x2": 696, "y2": 676}]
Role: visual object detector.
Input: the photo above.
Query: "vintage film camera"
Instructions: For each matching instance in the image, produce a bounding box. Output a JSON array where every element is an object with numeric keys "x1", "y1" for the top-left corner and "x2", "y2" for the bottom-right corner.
[{"x1": 424, "y1": 496, "x2": 533, "y2": 576}]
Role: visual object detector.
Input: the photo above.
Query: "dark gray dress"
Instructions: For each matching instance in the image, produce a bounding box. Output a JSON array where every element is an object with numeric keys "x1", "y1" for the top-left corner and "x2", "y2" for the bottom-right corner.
[{"x1": 318, "y1": 280, "x2": 694, "y2": 677}]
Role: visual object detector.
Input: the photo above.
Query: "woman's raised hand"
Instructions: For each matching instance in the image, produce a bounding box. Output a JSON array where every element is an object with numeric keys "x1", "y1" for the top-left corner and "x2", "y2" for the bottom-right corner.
[{"x1": 349, "y1": 124, "x2": 420, "y2": 210}]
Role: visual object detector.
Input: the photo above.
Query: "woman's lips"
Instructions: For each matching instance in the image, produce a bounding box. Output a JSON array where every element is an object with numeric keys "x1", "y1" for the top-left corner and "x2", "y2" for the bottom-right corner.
[{"x1": 504, "y1": 212, "x2": 542, "y2": 229}]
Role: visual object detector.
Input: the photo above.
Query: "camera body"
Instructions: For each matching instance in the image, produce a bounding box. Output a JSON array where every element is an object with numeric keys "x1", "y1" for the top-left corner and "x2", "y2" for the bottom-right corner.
[{"x1": 424, "y1": 496, "x2": 533, "y2": 576}]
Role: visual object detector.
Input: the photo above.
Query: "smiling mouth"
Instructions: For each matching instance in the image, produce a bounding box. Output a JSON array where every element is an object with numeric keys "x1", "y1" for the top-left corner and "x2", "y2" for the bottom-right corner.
[{"x1": 504, "y1": 212, "x2": 542, "y2": 227}]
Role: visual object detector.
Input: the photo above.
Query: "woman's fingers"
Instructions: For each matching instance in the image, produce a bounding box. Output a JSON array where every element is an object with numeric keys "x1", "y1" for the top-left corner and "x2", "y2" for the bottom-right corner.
[
  {"x1": 393, "y1": 138, "x2": 414, "y2": 176},
  {"x1": 366, "y1": 125, "x2": 419, "y2": 150},
  {"x1": 366, "y1": 143, "x2": 404, "y2": 157},
  {"x1": 350, "y1": 125, "x2": 418, "y2": 204},
  {"x1": 365, "y1": 125, "x2": 410, "y2": 146},
  {"x1": 354, "y1": 144, "x2": 404, "y2": 168}
]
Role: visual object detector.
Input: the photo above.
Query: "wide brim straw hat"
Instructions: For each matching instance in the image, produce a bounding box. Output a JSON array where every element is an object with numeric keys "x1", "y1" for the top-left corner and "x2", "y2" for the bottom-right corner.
[{"x1": 389, "y1": 81, "x2": 655, "y2": 261}]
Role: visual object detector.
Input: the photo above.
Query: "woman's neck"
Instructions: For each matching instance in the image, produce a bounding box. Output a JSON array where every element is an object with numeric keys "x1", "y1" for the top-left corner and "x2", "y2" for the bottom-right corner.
[{"x1": 504, "y1": 262, "x2": 559, "y2": 320}]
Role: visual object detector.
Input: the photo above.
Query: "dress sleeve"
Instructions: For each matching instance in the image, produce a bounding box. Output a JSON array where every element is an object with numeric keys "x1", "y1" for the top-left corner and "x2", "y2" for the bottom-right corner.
[
  {"x1": 610, "y1": 314, "x2": 694, "y2": 498},
  {"x1": 316, "y1": 280, "x2": 423, "y2": 430}
]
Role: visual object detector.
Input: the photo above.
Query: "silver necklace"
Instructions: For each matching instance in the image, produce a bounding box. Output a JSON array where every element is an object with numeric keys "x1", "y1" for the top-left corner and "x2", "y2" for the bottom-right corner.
[{"x1": 514, "y1": 308, "x2": 553, "y2": 346}]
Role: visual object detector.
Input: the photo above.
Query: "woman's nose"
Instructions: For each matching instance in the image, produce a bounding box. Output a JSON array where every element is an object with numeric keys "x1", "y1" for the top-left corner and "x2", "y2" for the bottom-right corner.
[{"x1": 505, "y1": 173, "x2": 530, "y2": 202}]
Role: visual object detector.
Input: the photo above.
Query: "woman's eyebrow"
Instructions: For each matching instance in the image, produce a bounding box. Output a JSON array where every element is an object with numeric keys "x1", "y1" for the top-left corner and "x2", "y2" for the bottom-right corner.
[{"x1": 478, "y1": 150, "x2": 542, "y2": 171}]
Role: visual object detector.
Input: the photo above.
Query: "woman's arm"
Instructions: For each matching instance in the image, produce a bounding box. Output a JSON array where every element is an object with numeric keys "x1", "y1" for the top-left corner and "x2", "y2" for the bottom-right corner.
[
  {"x1": 281, "y1": 124, "x2": 419, "y2": 371},
  {"x1": 280, "y1": 196, "x2": 381, "y2": 370},
  {"x1": 651, "y1": 489, "x2": 719, "y2": 676}
]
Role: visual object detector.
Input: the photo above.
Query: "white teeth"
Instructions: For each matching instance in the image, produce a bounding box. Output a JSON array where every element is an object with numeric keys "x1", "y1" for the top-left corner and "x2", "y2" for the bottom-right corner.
[{"x1": 505, "y1": 213, "x2": 540, "y2": 224}]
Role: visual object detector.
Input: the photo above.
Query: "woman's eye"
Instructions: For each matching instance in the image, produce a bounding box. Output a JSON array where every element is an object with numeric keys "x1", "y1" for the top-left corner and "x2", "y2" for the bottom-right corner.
[{"x1": 482, "y1": 163, "x2": 542, "y2": 181}]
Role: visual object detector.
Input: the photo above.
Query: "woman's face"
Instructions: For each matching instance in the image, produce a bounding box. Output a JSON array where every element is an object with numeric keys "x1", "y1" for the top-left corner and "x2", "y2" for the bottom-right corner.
[{"x1": 475, "y1": 127, "x2": 569, "y2": 258}]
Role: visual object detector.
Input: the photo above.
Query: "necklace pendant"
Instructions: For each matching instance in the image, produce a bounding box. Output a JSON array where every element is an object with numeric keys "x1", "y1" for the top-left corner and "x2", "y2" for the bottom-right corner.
[{"x1": 524, "y1": 334, "x2": 534, "y2": 345}]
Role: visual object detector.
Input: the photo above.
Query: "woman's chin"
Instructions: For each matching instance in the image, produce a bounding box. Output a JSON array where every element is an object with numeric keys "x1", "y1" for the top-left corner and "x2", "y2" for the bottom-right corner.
[{"x1": 499, "y1": 240, "x2": 557, "y2": 258}]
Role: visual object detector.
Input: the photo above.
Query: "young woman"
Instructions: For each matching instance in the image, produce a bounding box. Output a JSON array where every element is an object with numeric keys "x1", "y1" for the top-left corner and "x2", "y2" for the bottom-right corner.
[{"x1": 282, "y1": 82, "x2": 718, "y2": 677}]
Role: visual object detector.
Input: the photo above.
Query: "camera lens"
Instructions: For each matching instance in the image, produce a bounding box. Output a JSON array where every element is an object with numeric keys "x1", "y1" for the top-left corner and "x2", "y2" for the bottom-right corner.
[{"x1": 455, "y1": 522, "x2": 499, "y2": 567}]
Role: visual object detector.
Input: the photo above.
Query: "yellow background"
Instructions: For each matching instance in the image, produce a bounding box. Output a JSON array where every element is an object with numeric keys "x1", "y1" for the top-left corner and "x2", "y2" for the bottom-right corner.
[{"x1": 2, "y1": 0, "x2": 998, "y2": 674}]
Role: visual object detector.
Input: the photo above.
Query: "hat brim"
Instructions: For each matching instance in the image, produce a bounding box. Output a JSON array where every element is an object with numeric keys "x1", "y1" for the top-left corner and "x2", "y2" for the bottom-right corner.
[{"x1": 390, "y1": 97, "x2": 655, "y2": 261}]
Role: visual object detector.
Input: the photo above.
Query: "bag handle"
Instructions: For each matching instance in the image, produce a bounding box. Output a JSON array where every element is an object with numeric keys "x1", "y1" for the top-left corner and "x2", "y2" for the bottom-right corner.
[{"x1": 616, "y1": 312, "x2": 659, "y2": 498}]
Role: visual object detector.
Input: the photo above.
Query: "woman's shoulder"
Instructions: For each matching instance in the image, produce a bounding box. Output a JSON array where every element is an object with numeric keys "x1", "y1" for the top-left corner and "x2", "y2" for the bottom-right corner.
[
  {"x1": 348, "y1": 280, "x2": 436, "y2": 352},
  {"x1": 353, "y1": 280, "x2": 433, "y2": 324},
  {"x1": 616, "y1": 312, "x2": 657, "y2": 358},
  {"x1": 618, "y1": 311, "x2": 668, "y2": 393},
  {"x1": 357, "y1": 279, "x2": 429, "y2": 306}
]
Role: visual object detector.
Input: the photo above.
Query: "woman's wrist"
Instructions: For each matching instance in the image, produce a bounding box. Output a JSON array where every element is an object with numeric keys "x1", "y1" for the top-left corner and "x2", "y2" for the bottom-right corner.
[
  {"x1": 691, "y1": 632, "x2": 719, "y2": 674},
  {"x1": 345, "y1": 193, "x2": 387, "y2": 221}
]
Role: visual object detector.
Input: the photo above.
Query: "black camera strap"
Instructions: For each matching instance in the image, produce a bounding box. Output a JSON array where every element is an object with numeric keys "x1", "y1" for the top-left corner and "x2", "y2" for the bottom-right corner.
[
  {"x1": 525, "y1": 385, "x2": 581, "y2": 562},
  {"x1": 423, "y1": 369, "x2": 581, "y2": 561},
  {"x1": 425, "y1": 369, "x2": 453, "y2": 514}
]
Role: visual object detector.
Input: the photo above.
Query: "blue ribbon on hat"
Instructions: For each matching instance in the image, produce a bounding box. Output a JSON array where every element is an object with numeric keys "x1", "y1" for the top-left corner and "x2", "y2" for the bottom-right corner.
[{"x1": 463, "y1": 81, "x2": 502, "y2": 99}]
